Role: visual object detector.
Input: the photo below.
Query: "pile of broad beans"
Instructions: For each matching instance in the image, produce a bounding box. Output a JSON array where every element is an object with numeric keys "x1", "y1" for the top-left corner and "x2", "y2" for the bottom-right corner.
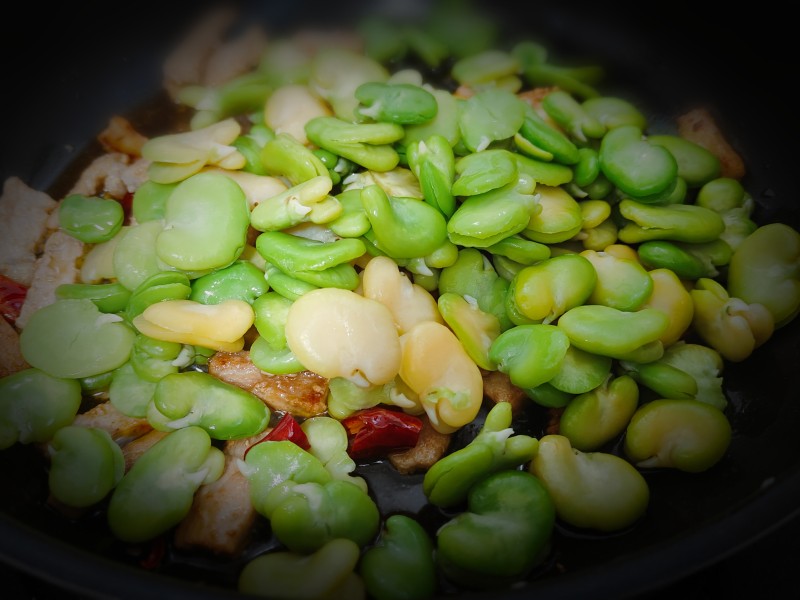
[{"x1": 2, "y1": 3, "x2": 800, "y2": 599}]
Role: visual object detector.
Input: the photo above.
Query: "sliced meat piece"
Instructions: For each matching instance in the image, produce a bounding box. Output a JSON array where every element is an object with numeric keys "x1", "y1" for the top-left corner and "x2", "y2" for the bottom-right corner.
[
  {"x1": 203, "y1": 24, "x2": 268, "y2": 87},
  {"x1": 173, "y1": 435, "x2": 260, "y2": 556},
  {"x1": 0, "y1": 316, "x2": 28, "y2": 377},
  {"x1": 388, "y1": 415, "x2": 451, "y2": 475},
  {"x1": 16, "y1": 231, "x2": 84, "y2": 329},
  {"x1": 0, "y1": 177, "x2": 58, "y2": 287},
  {"x1": 72, "y1": 401, "x2": 153, "y2": 447},
  {"x1": 208, "y1": 350, "x2": 328, "y2": 417},
  {"x1": 98, "y1": 116, "x2": 149, "y2": 156},
  {"x1": 518, "y1": 86, "x2": 559, "y2": 110},
  {"x1": 677, "y1": 107, "x2": 746, "y2": 180},
  {"x1": 68, "y1": 153, "x2": 150, "y2": 200},
  {"x1": 482, "y1": 369, "x2": 528, "y2": 415}
]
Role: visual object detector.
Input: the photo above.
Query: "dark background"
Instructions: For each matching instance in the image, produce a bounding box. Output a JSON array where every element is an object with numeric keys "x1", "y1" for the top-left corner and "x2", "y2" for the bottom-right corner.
[{"x1": 2, "y1": 1, "x2": 798, "y2": 598}]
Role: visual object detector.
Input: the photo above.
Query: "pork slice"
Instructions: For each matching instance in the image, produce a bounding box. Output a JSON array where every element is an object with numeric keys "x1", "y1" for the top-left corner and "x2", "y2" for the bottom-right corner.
[
  {"x1": 121, "y1": 429, "x2": 169, "y2": 472},
  {"x1": 482, "y1": 369, "x2": 528, "y2": 416},
  {"x1": 98, "y1": 116, "x2": 149, "y2": 156},
  {"x1": 173, "y1": 435, "x2": 260, "y2": 556},
  {"x1": 16, "y1": 231, "x2": 84, "y2": 329},
  {"x1": 0, "y1": 316, "x2": 28, "y2": 377},
  {"x1": 68, "y1": 153, "x2": 150, "y2": 200},
  {"x1": 208, "y1": 351, "x2": 329, "y2": 417},
  {"x1": 388, "y1": 415, "x2": 451, "y2": 475},
  {"x1": 0, "y1": 177, "x2": 58, "y2": 287},
  {"x1": 72, "y1": 401, "x2": 153, "y2": 447},
  {"x1": 677, "y1": 107, "x2": 746, "y2": 180}
]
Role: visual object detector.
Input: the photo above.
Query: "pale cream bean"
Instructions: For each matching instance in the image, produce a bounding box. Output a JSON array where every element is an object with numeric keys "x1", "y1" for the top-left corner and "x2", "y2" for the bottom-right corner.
[
  {"x1": 284, "y1": 288, "x2": 401, "y2": 386},
  {"x1": 361, "y1": 255, "x2": 443, "y2": 335},
  {"x1": 265, "y1": 84, "x2": 332, "y2": 145},
  {"x1": 399, "y1": 321, "x2": 483, "y2": 434}
]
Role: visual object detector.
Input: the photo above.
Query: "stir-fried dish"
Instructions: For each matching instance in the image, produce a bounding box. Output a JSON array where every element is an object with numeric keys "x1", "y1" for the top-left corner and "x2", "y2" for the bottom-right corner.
[{"x1": 1, "y1": 2, "x2": 799, "y2": 598}]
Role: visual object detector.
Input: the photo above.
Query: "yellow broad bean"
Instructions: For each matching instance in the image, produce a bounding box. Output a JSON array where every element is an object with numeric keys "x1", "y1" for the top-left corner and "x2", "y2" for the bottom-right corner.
[
  {"x1": 285, "y1": 288, "x2": 402, "y2": 386},
  {"x1": 265, "y1": 84, "x2": 332, "y2": 145},
  {"x1": 639, "y1": 268, "x2": 694, "y2": 347},
  {"x1": 399, "y1": 321, "x2": 483, "y2": 434}
]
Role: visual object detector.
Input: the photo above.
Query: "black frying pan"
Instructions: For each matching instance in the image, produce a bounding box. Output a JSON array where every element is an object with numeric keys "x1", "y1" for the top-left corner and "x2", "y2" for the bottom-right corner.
[{"x1": 2, "y1": 1, "x2": 799, "y2": 598}]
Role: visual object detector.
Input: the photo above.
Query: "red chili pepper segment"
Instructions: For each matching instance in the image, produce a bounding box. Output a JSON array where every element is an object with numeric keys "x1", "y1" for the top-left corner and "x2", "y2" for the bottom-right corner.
[
  {"x1": 341, "y1": 407, "x2": 423, "y2": 460},
  {"x1": 0, "y1": 273, "x2": 28, "y2": 325},
  {"x1": 244, "y1": 413, "x2": 311, "y2": 460}
]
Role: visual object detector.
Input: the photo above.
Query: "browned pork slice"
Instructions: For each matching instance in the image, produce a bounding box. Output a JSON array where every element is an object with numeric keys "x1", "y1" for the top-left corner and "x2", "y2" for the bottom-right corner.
[
  {"x1": 388, "y1": 415, "x2": 451, "y2": 475},
  {"x1": 208, "y1": 350, "x2": 329, "y2": 417},
  {"x1": 0, "y1": 317, "x2": 28, "y2": 377},
  {"x1": 121, "y1": 429, "x2": 169, "y2": 472},
  {"x1": 0, "y1": 177, "x2": 58, "y2": 287},
  {"x1": 15, "y1": 231, "x2": 84, "y2": 329},
  {"x1": 98, "y1": 115, "x2": 149, "y2": 156},
  {"x1": 173, "y1": 434, "x2": 261, "y2": 556},
  {"x1": 677, "y1": 107, "x2": 746, "y2": 180},
  {"x1": 482, "y1": 369, "x2": 528, "y2": 415},
  {"x1": 67, "y1": 152, "x2": 150, "y2": 201},
  {"x1": 72, "y1": 401, "x2": 153, "y2": 447}
]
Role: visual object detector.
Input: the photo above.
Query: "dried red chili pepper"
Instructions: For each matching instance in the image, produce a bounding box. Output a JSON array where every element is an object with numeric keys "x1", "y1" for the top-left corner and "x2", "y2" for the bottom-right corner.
[
  {"x1": 341, "y1": 407, "x2": 423, "y2": 460},
  {"x1": 244, "y1": 413, "x2": 310, "y2": 459},
  {"x1": 0, "y1": 273, "x2": 28, "y2": 325}
]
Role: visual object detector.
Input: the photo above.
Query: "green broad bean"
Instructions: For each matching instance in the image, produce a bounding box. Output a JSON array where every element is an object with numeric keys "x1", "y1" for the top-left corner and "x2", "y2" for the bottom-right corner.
[
  {"x1": 125, "y1": 271, "x2": 192, "y2": 320},
  {"x1": 406, "y1": 134, "x2": 456, "y2": 217},
  {"x1": 559, "y1": 374, "x2": 639, "y2": 451},
  {"x1": 58, "y1": 194, "x2": 124, "y2": 244},
  {"x1": 329, "y1": 189, "x2": 371, "y2": 238},
  {"x1": 578, "y1": 216, "x2": 618, "y2": 251},
  {"x1": 252, "y1": 291, "x2": 293, "y2": 348},
  {"x1": 451, "y1": 149, "x2": 518, "y2": 197},
  {"x1": 80, "y1": 231, "x2": 123, "y2": 283},
  {"x1": 659, "y1": 341, "x2": 726, "y2": 410},
  {"x1": 20, "y1": 299, "x2": 135, "y2": 379},
  {"x1": 249, "y1": 174, "x2": 335, "y2": 231},
  {"x1": 0, "y1": 368, "x2": 82, "y2": 449},
  {"x1": 573, "y1": 147, "x2": 600, "y2": 187},
  {"x1": 256, "y1": 231, "x2": 364, "y2": 289},
  {"x1": 153, "y1": 371, "x2": 270, "y2": 439},
  {"x1": 132, "y1": 180, "x2": 176, "y2": 223},
  {"x1": 542, "y1": 90, "x2": 606, "y2": 142},
  {"x1": 557, "y1": 304, "x2": 669, "y2": 362},
  {"x1": 599, "y1": 125, "x2": 677, "y2": 198},
  {"x1": 516, "y1": 106, "x2": 580, "y2": 165},
  {"x1": 233, "y1": 134, "x2": 269, "y2": 176},
  {"x1": 301, "y1": 416, "x2": 367, "y2": 491},
  {"x1": 189, "y1": 260, "x2": 268, "y2": 305},
  {"x1": 79, "y1": 371, "x2": 114, "y2": 393},
  {"x1": 637, "y1": 240, "x2": 715, "y2": 279},
  {"x1": 447, "y1": 179, "x2": 540, "y2": 249},
  {"x1": 438, "y1": 292, "x2": 501, "y2": 372},
  {"x1": 727, "y1": 222, "x2": 800, "y2": 328},
  {"x1": 436, "y1": 470, "x2": 555, "y2": 589},
  {"x1": 524, "y1": 381, "x2": 574, "y2": 408},
  {"x1": 531, "y1": 434, "x2": 649, "y2": 532},
  {"x1": 239, "y1": 538, "x2": 364, "y2": 600},
  {"x1": 108, "y1": 362, "x2": 157, "y2": 418},
  {"x1": 156, "y1": 172, "x2": 250, "y2": 271},
  {"x1": 488, "y1": 323, "x2": 571, "y2": 389},
  {"x1": 548, "y1": 345, "x2": 612, "y2": 395},
  {"x1": 451, "y1": 49, "x2": 519, "y2": 86},
  {"x1": 581, "y1": 96, "x2": 647, "y2": 130},
  {"x1": 327, "y1": 377, "x2": 389, "y2": 420},
  {"x1": 48, "y1": 425, "x2": 125, "y2": 507},
  {"x1": 129, "y1": 338, "x2": 180, "y2": 383},
  {"x1": 618, "y1": 199, "x2": 725, "y2": 244},
  {"x1": 354, "y1": 82, "x2": 437, "y2": 124},
  {"x1": 696, "y1": 176, "x2": 752, "y2": 213},
  {"x1": 359, "y1": 515, "x2": 436, "y2": 600},
  {"x1": 402, "y1": 88, "x2": 461, "y2": 148},
  {"x1": 305, "y1": 117, "x2": 404, "y2": 172},
  {"x1": 423, "y1": 401, "x2": 538, "y2": 508},
  {"x1": 55, "y1": 282, "x2": 131, "y2": 314},
  {"x1": 264, "y1": 263, "x2": 319, "y2": 300},
  {"x1": 244, "y1": 440, "x2": 380, "y2": 553},
  {"x1": 112, "y1": 221, "x2": 166, "y2": 291},
  {"x1": 580, "y1": 249, "x2": 653, "y2": 311},
  {"x1": 507, "y1": 253, "x2": 597, "y2": 324},
  {"x1": 523, "y1": 184, "x2": 583, "y2": 243},
  {"x1": 458, "y1": 88, "x2": 526, "y2": 152},
  {"x1": 520, "y1": 64, "x2": 602, "y2": 99},
  {"x1": 624, "y1": 399, "x2": 732, "y2": 473},
  {"x1": 484, "y1": 235, "x2": 550, "y2": 265},
  {"x1": 438, "y1": 248, "x2": 512, "y2": 331},
  {"x1": 648, "y1": 134, "x2": 721, "y2": 188},
  {"x1": 360, "y1": 184, "x2": 448, "y2": 259},
  {"x1": 619, "y1": 358, "x2": 697, "y2": 400},
  {"x1": 515, "y1": 153, "x2": 574, "y2": 187},
  {"x1": 260, "y1": 132, "x2": 329, "y2": 185},
  {"x1": 250, "y1": 335, "x2": 305, "y2": 374},
  {"x1": 107, "y1": 426, "x2": 224, "y2": 542}
]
